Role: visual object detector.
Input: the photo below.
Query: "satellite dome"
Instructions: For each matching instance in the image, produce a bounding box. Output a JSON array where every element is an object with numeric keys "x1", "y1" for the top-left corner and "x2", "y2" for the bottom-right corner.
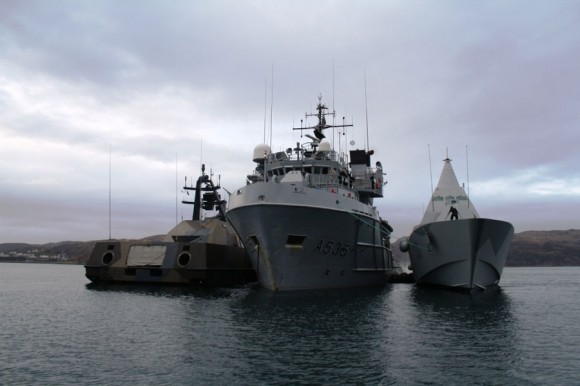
[
  {"x1": 318, "y1": 141, "x2": 331, "y2": 152},
  {"x1": 253, "y1": 143, "x2": 271, "y2": 163}
]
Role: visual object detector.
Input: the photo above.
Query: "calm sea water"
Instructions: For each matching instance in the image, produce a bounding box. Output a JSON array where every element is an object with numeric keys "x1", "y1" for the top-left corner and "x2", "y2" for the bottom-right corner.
[{"x1": 1, "y1": 263, "x2": 578, "y2": 385}]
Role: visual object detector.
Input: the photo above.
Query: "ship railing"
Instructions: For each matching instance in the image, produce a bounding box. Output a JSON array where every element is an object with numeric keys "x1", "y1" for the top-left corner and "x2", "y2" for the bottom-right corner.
[
  {"x1": 265, "y1": 146, "x2": 350, "y2": 171},
  {"x1": 313, "y1": 150, "x2": 340, "y2": 162},
  {"x1": 308, "y1": 174, "x2": 359, "y2": 195},
  {"x1": 351, "y1": 168, "x2": 384, "y2": 196},
  {"x1": 246, "y1": 172, "x2": 263, "y2": 183},
  {"x1": 308, "y1": 174, "x2": 339, "y2": 188}
]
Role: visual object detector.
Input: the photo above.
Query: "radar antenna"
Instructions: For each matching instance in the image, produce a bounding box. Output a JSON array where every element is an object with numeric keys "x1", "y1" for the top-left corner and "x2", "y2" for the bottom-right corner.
[{"x1": 293, "y1": 95, "x2": 352, "y2": 142}]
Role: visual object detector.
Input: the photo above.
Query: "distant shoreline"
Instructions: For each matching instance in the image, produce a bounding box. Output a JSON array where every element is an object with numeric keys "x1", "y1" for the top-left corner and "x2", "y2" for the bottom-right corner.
[{"x1": 3, "y1": 229, "x2": 580, "y2": 267}]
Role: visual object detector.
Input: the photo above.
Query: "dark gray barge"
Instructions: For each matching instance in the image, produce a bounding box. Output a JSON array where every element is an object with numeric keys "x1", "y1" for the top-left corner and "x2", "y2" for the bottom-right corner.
[{"x1": 85, "y1": 165, "x2": 256, "y2": 286}]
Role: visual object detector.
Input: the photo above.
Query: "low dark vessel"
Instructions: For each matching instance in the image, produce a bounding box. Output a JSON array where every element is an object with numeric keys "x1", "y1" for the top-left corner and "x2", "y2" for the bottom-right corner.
[{"x1": 85, "y1": 165, "x2": 255, "y2": 286}]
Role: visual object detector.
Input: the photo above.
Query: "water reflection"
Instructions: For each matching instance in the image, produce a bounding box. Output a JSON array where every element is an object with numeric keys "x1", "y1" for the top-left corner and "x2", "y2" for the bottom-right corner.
[
  {"x1": 83, "y1": 282, "x2": 525, "y2": 385},
  {"x1": 212, "y1": 287, "x2": 392, "y2": 384},
  {"x1": 408, "y1": 286, "x2": 516, "y2": 332},
  {"x1": 411, "y1": 285, "x2": 508, "y2": 305},
  {"x1": 5, "y1": 264, "x2": 576, "y2": 385},
  {"x1": 382, "y1": 286, "x2": 522, "y2": 384},
  {"x1": 85, "y1": 281, "x2": 250, "y2": 300}
]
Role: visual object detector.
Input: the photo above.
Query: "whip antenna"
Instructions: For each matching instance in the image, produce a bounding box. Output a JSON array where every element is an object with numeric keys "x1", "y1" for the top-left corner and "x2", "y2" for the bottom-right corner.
[
  {"x1": 175, "y1": 152, "x2": 178, "y2": 226},
  {"x1": 428, "y1": 144, "x2": 434, "y2": 211},
  {"x1": 364, "y1": 71, "x2": 369, "y2": 151},
  {"x1": 466, "y1": 144, "x2": 470, "y2": 208},
  {"x1": 332, "y1": 60, "x2": 336, "y2": 149},
  {"x1": 263, "y1": 78, "x2": 267, "y2": 143},
  {"x1": 269, "y1": 64, "x2": 274, "y2": 148},
  {"x1": 108, "y1": 145, "x2": 112, "y2": 240}
]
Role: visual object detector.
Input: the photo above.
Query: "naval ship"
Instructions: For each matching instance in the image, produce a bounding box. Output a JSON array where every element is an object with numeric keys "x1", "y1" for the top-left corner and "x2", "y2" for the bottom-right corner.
[
  {"x1": 226, "y1": 96, "x2": 396, "y2": 290},
  {"x1": 399, "y1": 157, "x2": 514, "y2": 290},
  {"x1": 85, "y1": 165, "x2": 255, "y2": 286}
]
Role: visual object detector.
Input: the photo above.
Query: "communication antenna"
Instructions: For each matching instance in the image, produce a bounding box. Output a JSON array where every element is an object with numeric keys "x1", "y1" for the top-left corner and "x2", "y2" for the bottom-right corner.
[
  {"x1": 108, "y1": 145, "x2": 112, "y2": 240},
  {"x1": 466, "y1": 144, "x2": 470, "y2": 208},
  {"x1": 263, "y1": 78, "x2": 267, "y2": 143},
  {"x1": 364, "y1": 71, "x2": 369, "y2": 151},
  {"x1": 200, "y1": 139, "x2": 204, "y2": 178},
  {"x1": 332, "y1": 60, "x2": 336, "y2": 150},
  {"x1": 269, "y1": 64, "x2": 274, "y2": 148},
  {"x1": 175, "y1": 152, "x2": 178, "y2": 226},
  {"x1": 428, "y1": 144, "x2": 434, "y2": 211}
]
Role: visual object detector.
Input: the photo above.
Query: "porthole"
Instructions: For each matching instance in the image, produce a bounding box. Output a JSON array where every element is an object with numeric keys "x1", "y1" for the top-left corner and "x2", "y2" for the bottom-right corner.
[
  {"x1": 177, "y1": 252, "x2": 191, "y2": 267},
  {"x1": 102, "y1": 251, "x2": 114, "y2": 265}
]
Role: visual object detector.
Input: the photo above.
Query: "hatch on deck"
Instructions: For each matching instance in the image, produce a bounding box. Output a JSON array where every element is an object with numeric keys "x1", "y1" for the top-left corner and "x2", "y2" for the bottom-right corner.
[{"x1": 127, "y1": 245, "x2": 167, "y2": 267}]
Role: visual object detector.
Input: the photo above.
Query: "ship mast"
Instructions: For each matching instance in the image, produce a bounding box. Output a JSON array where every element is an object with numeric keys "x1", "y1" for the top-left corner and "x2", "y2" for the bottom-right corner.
[
  {"x1": 293, "y1": 95, "x2": 352, "y2": 146},
  {"x1": 182, "y1": 164, "x2": 227, "y2": 221}
]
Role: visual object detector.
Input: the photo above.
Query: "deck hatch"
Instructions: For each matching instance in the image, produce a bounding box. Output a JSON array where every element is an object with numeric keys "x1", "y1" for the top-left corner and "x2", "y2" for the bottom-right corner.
[{"x1": 127, "y1": 245, "x2": 167, "y2": 267}]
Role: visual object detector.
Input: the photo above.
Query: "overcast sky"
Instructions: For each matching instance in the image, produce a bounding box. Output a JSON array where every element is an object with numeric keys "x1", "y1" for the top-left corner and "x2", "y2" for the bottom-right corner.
[{"x1": 1, "y1": 0, "x2": 579, "y2": 244}]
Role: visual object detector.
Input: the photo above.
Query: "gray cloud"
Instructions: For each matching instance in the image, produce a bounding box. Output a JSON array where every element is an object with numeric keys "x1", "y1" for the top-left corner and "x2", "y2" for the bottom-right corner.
[{"x1": 1, "y1": 0, "x2": 579, "y2": 243}]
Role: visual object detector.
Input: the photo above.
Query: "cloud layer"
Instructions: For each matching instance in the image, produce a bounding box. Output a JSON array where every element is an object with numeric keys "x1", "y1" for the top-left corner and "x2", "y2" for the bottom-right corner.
[{"x1": 1, "y1": 0, "x2": 579, "y2": 242}]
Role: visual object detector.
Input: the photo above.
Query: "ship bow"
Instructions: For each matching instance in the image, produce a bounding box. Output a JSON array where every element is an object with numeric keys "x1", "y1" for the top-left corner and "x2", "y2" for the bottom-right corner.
[{"x1": 408, "y1": 218, "x2": 514, "y2": 290}]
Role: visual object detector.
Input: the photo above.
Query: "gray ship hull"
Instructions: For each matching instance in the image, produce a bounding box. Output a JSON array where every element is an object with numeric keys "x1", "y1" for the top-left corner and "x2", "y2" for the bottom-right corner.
[
  {"x1": 408, "y1": 218, "x2": 514, "y2": 290},
  {"x1": 227, "y1": 203, "x2": 393, "y2": 291},
  {"x1": 227, "y1": 96, "x2": 394, "y2": 290}
]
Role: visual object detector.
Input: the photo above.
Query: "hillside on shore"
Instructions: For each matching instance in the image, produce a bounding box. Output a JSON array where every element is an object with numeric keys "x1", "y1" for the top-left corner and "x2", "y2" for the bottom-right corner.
[
  {"x1": 507, "y1": 229, "x2": 580, "y2": 266},
  {"x1": 1, "y1": 230, "x2": 579, "y2": 267},
  {"x1": 0, "y1": 235, "x2": 164, "y2": 264}
]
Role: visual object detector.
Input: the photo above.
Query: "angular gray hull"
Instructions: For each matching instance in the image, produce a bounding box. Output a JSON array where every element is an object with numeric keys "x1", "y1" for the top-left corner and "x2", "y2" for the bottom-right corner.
[
  {"x1": 227, "y1": 203, "x2": 393, "y2": 290},
  {"x1": 408, "y1": 218, "x2": 514, "y2": 290}
]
